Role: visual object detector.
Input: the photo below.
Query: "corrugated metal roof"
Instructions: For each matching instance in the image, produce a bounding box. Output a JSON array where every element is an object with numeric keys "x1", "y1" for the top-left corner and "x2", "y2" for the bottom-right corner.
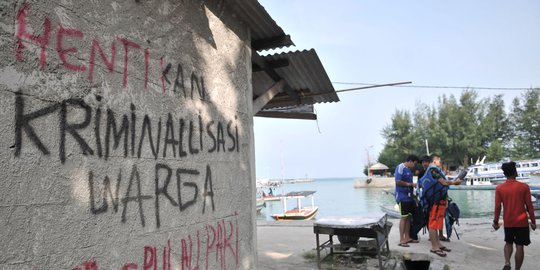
[
  {"x1": 219, "y1": 1, "x2": 340, "y2": 119},
  {"x1": 253, "y1": 49, "x2": 339, "y2": 110},
  {"x1": 227, "y1": 0, "x2": 294, "y2": 50}
]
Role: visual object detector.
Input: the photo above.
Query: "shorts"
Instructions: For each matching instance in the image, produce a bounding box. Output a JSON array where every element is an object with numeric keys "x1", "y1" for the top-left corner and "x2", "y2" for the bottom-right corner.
[
  {"x1": 399, "y1": 201, "x2": 415, "y2": 218},
  {"x1": 504, "y1": 227, "x2": 531, "y2": 246},
  {"x1": 428, "y1": 201, "x2": 447, "y2": 230}
]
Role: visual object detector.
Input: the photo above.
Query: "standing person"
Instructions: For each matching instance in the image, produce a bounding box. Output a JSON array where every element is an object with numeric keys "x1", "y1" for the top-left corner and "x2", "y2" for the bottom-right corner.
[
  {"x1": 493, "y1": 161, "x2": 536, "y2": 270},
  {"x1": 419, "y1": 155, "x2": 450, "y2": 242},
  {"x1": 409, "y1": 155, "x2": 432, "y2": 241},
  {"x1": 395, "y1": 155, "x2": 419, "y2": 247},
  {"x1": 417, "y1": 155, "x2": 431, "y2": 179},
  {"x1": 422, "y1": 154, "x2": 462, "y2": 257}
]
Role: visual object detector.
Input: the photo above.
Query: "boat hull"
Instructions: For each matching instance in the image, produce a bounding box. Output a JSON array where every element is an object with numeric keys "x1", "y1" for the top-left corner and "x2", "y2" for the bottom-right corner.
[
  {"x1": 380, "y1": 204, "x2": 401, "y2": 219},
  {"x1": 272, "y1": 207, "x2": 319, "y2": 221},
  {"x1": 262, "y1": 195, "x2": 281, "y2": 202},
  {"x1": 256, "y1": 198, "x2": 266, "y2": 212}
]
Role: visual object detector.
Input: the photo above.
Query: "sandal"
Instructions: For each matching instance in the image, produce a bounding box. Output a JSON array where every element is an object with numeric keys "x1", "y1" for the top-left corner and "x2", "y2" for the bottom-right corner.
[
  {"x1": 407, "y1": 239, "x2": 419, "y2": 244},
  {"x1": 430, "y1": 249, "x2": 447, "y2": 257},
  {"x1": 440, "y1": 246, "x2": 451, "y2": 252},
  {"x1": 398, "y1": 242, "x2": 410, "y2": 247}
]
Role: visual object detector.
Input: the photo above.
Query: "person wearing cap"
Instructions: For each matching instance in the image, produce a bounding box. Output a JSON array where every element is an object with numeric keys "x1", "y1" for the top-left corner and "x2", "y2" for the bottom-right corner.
[{"x1": 493, "y1": 161, "x2": 537, "y2": 270}]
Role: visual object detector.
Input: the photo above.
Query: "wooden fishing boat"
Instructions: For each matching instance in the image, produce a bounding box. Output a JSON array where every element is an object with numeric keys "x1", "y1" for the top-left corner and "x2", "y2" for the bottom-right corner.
[
  {"x1": 262, "y1": 195, "x2": 282, "y2": 202},
  {"x1": 271, "y1": 191, "x2": 318, "y2": 221}
]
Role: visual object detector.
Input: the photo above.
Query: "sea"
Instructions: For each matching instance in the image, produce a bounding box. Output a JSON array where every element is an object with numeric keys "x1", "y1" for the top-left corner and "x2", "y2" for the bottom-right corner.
[{"x1": 257, "y1": 177, "x2": 496, "y2": 221}]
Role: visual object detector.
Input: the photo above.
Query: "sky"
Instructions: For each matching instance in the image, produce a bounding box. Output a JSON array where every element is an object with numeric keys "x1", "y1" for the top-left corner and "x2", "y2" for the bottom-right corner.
[{"x1": 254, "y1": 0, "x2": 540, "y2": 180}]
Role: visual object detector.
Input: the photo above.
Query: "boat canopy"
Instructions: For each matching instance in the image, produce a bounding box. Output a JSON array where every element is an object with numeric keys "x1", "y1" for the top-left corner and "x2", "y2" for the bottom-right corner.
[{"x1": 281, "y1": 191, "x2": 316, "y2": 198}]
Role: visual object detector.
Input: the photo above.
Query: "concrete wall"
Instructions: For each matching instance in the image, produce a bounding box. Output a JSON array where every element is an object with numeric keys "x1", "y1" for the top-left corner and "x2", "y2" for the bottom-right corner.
[{"x1": 0, "y1": 0, "x2": 256, "y2": 268}]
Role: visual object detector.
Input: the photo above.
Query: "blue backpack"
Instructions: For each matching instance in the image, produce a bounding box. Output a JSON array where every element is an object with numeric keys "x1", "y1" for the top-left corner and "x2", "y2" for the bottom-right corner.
[{"x1": 418, "y1": 166, "x2": 448, "y2": 213}]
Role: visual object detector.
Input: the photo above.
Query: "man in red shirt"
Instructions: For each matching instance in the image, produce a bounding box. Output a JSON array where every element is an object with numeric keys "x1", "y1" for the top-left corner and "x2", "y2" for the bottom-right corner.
[{"x1": 493, "y1": 161, "x2": 537, "y2": 270}]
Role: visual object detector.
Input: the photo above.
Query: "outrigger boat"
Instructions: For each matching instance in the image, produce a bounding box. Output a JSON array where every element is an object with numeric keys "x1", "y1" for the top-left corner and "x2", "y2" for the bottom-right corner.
[{"x1": 271, "y1": 191, "x2": 318, "y2": 221}]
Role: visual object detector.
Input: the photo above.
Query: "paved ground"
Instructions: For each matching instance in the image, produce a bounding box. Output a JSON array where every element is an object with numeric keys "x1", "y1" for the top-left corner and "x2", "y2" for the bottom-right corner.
[{"x1": 257, "y1": 218, "x2": 540, "y2": 270}]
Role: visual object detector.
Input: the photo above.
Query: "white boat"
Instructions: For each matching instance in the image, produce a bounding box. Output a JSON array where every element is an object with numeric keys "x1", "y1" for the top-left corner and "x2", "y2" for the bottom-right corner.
[
  {"x1": 380, "y1": 204, "x2": 401, "y2": 219},
  {"x1": 531, "y1": 190, "x2": 540, "y2": 219},
  {"x1": 256, "y1": 197, "x2": 266, "y2": 212},
  {"x1": 529, "y1": 172, "x2": 540, "y2": 187},
  {"x1": 271, "y1": 191, "x2": 319, "y2": 221},
  {"x1": 464, "y1": 158, "x2": 540, "y2": 186}
]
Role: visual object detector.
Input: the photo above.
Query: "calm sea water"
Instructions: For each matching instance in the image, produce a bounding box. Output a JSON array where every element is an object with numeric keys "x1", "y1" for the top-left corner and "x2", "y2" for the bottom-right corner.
[{"x1": 258, "y1": 178, "x2": 495, "y2": 221}]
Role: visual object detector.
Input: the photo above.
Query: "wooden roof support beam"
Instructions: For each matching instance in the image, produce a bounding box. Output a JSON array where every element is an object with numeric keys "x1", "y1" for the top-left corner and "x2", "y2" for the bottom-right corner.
[
  {"x1": 264, "y1": 95, "x2": 315, "y2": 109},
  {"x1": 255, "y1": 111, "x2": 317, "y2": 120},
  {"x1": 253, "y1": 80, "x2": 285, "y2": 115},
  {"x1": 251, "y1": 51, "x2": 300, "y2": 102}
]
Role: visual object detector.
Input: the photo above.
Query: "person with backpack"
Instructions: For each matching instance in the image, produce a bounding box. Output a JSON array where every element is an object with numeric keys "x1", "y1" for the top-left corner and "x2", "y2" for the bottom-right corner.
[
  {"x1": 419, "y1": 154, "x2": 462, "y2": 257},
  {"x1": 394, "y1": 155, "x2": 419, "y2": 247},
  {"x1": 409, "y1": 155, "x2": 432, "y2": 242},
  {"x1": 493, "y1": 161, "x2": 536, "y2": 270}
]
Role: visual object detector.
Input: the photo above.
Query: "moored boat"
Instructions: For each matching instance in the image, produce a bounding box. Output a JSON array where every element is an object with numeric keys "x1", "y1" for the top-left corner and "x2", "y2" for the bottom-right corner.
[
  {"x1": 380, "y1": 204, "x2": 401, "y2": 219},
  {"x1": 271, "y1": 191, "x2": 319, "y2": 221},
  {"x1": 256, "y1": 197, "x2": 266, "y2": 212},
  {"x1": 261, "y1": 195, "x2": 282, "y2": 202},
  {"x1": 532, "y1": 190, "x2": 540, "y2": 219},
  {"x1": 464, "y1": 158, "x2": 540, "y2": 186}
]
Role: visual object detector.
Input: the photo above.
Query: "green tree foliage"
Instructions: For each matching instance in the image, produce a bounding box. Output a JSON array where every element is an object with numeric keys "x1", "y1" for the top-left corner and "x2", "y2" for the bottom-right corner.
[
  {"x1": 380, "y1": 110, "x2": 414, "y2": 172},
  {"x1": 509, "y1": 89, "x2": 540, "y2": 159},
  {"x1": 378, "y1": 89, "x2": 539, "y2": 171}
]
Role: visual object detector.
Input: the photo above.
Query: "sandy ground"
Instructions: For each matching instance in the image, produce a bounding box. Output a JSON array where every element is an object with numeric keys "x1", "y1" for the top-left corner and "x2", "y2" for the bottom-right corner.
[{"x1": 257, "y1": 218, "x2": 540, "y2": 270}]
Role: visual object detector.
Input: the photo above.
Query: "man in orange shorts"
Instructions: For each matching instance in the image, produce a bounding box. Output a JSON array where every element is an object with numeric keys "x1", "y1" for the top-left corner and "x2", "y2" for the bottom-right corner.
[{"x1": 426, "y1": 155, "x2": 462, "y2": 257}]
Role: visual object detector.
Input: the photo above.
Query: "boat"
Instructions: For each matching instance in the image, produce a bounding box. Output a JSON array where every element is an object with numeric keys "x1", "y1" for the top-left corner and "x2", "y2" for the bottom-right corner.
[
  {"x1": 380, "y1": 204, "x2": 401, "y2": 219},
  {"x1": 261, "y1": 195, "x2": 281, "y2": 202},
  {"x1": 255, "y1": 185, "x2": 281, "y2": 201},
  {"x1": 463, "y1": 158, "x2": 540, "y2": 186},
  {"x1": 379, "y1": 189, "x2": 401, "y2": 218},
  {"x1": 532, "y1": 190, "x2": 540, "y2": 219},
  {"x1": 271, "y1": 191, "x2": 319, "y2": 221},
  {"x1": 256, "y1": 197, "x2": 266, "y2": 212},
  {"x1": 530, "y1": 172, "x2": 540, "y2": 186}
]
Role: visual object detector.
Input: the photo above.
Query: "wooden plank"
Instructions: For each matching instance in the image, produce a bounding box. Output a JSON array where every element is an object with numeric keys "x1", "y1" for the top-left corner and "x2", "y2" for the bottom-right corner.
[
  {"x1": 252, "y1": 80, "x2": 284, "y2": 115},
  {"x1": 255, "y1": 111, "x2": 317, "y2": 120}
]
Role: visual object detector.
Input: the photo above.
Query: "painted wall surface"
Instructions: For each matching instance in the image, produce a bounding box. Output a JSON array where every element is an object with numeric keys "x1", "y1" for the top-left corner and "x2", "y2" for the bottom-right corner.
[{"x1": 0, "y1": 1, "x2": 256, "y2": 269}]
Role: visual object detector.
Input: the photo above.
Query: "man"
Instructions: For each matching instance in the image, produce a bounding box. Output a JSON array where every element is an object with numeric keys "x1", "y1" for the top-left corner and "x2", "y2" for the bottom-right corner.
[
  {"x1": 409, "y1": 155, "x2": 432, "y2": 241},
  {"x1": 493, "y1": 161, "x2": 536, "y2": 270},
  {"x1": 418, "y1": 155, "x2": 450, "y2": 242},
  {"x1": 417, "y1": 155, "x2": 431, "y2": 179},
  {"x1": 395, "y1": 155, "x2": 419, "y2": 247},
  {"x1": 424, "y1": 154, "x2": 462, "y2": 257}
]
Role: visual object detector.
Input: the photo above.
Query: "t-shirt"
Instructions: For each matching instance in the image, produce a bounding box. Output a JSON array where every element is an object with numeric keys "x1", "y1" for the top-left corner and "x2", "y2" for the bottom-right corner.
[
  {"x1": 494, "y1": 179, "x2": 536, "y2": 227},
  {"x1": 395, "y1": 163, "x2": 414, "y2": 203}
]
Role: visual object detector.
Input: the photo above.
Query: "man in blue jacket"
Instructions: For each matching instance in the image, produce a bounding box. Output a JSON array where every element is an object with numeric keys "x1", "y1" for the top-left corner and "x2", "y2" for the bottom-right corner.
[{"x1": 395, "y1": 155, "x2": 419, "y2": 247}]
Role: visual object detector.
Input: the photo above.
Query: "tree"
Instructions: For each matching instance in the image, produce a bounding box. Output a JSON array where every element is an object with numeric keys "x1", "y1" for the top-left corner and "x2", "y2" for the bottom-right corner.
[
  {"x1": 380, "y1": 110, "x2": 416, "y2": 171},
  {"x1": 377, "y1": 89, "x2": 532, "y2": 171},
  {"x1": 509, "y1": 89, "x2": 540, "y2": 159},
  {"x1": 480, "y1": 95, "x2": 509, "y2": 162}
]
